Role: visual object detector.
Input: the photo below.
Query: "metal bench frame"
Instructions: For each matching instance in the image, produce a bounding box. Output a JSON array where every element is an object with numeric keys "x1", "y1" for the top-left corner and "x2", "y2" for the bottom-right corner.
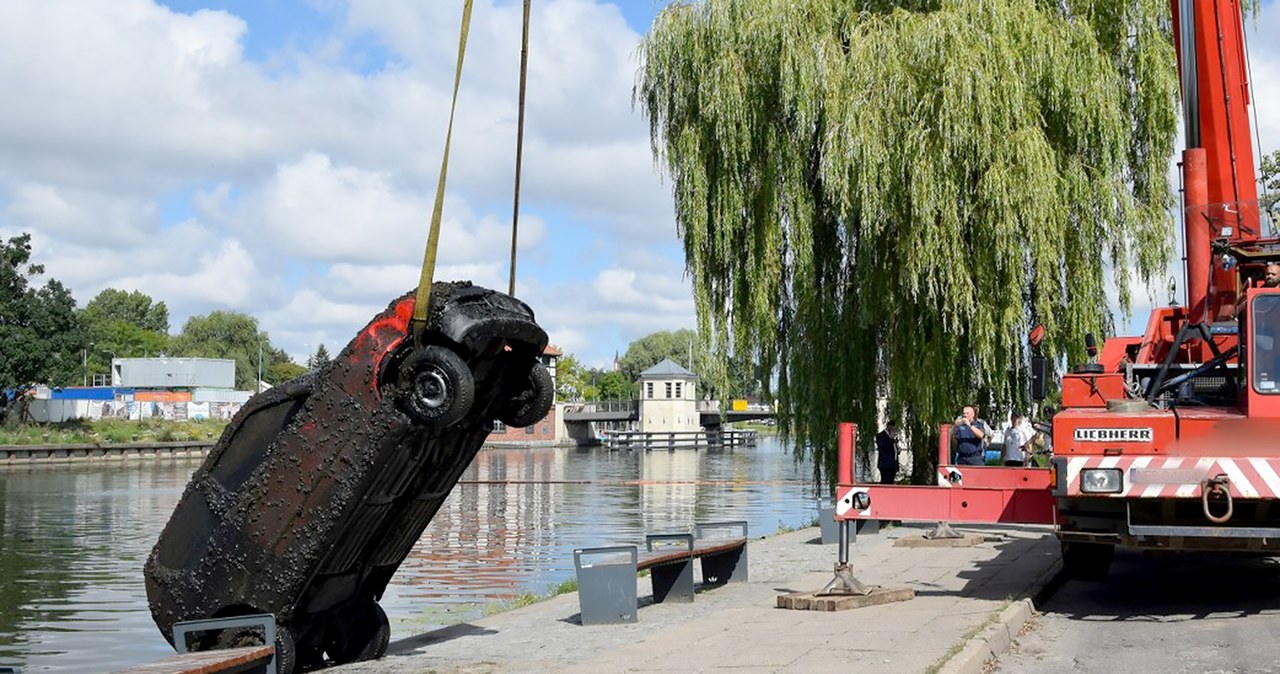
[
  {"x1": 171, "y1": 613, "x2": 277, "y2": 673},
  {"x1": 573, "y1": 520, "x2": 749, "y2": 626}
]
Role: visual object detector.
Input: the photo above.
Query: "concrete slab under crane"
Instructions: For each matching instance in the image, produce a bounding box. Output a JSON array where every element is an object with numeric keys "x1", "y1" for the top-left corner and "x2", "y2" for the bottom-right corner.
[
  {"x1": 776, "y1": 586, "x2": 915, "y2": 611},
  {"x1": 894, "y1": 533, "x2": 988, "y2": 548}
]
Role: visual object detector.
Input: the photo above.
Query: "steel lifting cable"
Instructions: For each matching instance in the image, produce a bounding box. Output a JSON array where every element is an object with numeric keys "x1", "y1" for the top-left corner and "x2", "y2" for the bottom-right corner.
[
  {"x1": 508, "y1": 0, "x2": 531, "y2": 297},
  {"x1": 411, "y1": 0, "x2": 474, "y2": 341},
  {"x1": 1239, "y1": 8, "x2": 1273, "y2": 235}
]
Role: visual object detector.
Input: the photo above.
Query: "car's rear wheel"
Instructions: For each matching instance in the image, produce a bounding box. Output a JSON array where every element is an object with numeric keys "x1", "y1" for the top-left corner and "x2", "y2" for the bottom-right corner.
[
  {"x1": 216, "y1": 623, "x2": 296, "y2": 674},
  {"x1": 325, "y1": 600, "x2": 390, "y2": 664},
  {"x1": 397, "y1": 346, "x2": 475, "y2": 428},
  {"x1": 498, "y1": 362, "x2": 555, "y2": 428}
]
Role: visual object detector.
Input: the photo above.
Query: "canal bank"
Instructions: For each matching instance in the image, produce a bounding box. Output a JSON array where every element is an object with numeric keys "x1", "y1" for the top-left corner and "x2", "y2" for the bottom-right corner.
[{"x1": 333, "y1": 522, "x2": 1060, "y2": 674}]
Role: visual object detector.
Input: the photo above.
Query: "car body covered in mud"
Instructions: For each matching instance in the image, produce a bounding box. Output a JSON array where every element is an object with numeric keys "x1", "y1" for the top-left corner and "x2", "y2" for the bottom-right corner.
[{"x1": 144, "y1": 282, "x2": 553, "y2": 672}]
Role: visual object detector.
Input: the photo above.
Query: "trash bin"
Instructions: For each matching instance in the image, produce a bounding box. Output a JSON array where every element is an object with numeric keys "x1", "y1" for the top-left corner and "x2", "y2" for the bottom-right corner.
[{"x1": 819, "y1": 505, "x2": 839, "y2": 544}]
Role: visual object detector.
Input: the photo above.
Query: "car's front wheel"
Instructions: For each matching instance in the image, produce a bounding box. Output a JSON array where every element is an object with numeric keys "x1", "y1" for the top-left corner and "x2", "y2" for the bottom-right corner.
[
  {"x1": 397, "y1": 346, "x2": 475, "y2": 428},
  {"x1": 498, "y1": 362, "x2": 555, "y2": 428}
]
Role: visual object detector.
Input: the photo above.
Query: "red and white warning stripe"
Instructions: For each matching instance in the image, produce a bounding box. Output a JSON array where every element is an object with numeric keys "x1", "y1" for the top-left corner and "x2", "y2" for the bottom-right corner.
[{"x1": 1064, "y1": 455, "x2": 1280, "y2": 499}]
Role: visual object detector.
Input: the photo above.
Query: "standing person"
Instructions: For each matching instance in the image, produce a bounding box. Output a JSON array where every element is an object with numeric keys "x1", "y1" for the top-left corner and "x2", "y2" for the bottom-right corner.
[
  {"x1": 953, "y1": 405, "x2": 988, "y2": 465},
  {"x1": 1032, "y1": 406, "x2": 1055, "y2": 463},
  {"x1": 876, "y1": 421, "x2": 899, "y2": 484},
  {"x1": 1003, "y1": 412, "x2": 1027, "y2": 466}
]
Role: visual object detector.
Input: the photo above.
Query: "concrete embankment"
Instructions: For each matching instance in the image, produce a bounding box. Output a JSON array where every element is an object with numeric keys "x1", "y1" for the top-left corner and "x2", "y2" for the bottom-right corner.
[
  {"x1": 336, "y1": 522, "x2": 1061, "y2": 674},
  {"x1": 0, "y1": 441, "x2": 215, "y2": 465}
]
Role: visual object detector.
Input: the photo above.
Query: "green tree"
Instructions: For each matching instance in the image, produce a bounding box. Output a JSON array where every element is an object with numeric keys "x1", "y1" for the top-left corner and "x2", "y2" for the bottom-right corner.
[
  {"x1": 81, "y1": 288, "x2": 168, "y2": 332},
  {"x1": 170, "y1": 311, "x2": 269, "y2": 390},
  {"x1": 554, "y1": 352, "x2": 586, "y2": 400},
  {"x1": 80, "y1": 289, "x2": 171, "y2": 377},
  {"x1": 307, "y1": 343, "x2": 331, "y2": 370},
  {"x1": 0, "y1": 233, "x2": 82, "y2": 417},
  {"x1": 267, "y1": 347, "x2": 307, "y2": 384},
  {"x1": 597, "y1": 371, "x2": 632, "y2": 400},
  {"x1": 1261, "y1": 150, "x2": 1280, "y2": 216},
  {"x1": 617, "y1": 329, "x2": 698, "y2": 382},
  {"x1": 638, "y1": 0, "x2": 1178, "y2": 487}
]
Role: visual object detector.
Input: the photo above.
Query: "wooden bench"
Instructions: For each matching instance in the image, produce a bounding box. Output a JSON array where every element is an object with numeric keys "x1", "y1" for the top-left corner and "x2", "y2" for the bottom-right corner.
[
  {"x1": 573, "y1": 520, "x2": 749, "y2": 625},
  {"x1": 108, "y1": 646, "x2": 274, "y2": 674},
  {"x1": 112, "y1": 614, "x2": 278, "y2": 674}
]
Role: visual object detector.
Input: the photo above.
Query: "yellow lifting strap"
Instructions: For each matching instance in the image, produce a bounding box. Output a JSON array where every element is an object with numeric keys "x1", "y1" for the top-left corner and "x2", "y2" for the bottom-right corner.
[
  {"x1": 411, "y1": 0, "x2": 474, "y2": 340},
  {"x1": 508, "y1": 0, "x2": 532, "y2": 297}
]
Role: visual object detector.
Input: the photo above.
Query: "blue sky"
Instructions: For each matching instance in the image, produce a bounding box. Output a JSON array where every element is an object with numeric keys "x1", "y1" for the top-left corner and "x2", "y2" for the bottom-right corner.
[{"x1": 0, "y1": 0, "x2": 1277, "y2": 372}]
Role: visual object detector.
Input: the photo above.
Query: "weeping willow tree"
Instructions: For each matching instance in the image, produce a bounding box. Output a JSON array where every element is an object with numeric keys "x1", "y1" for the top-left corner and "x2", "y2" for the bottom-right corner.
[{"x1": 637, "y1": 0, "x2": 1179, "y2": 487}]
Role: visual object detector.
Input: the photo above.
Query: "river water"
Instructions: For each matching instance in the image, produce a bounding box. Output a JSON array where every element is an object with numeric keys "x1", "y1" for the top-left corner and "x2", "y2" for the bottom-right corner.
[{"x1": 0, "y1": 437, "x2": 820, "y2": 673}]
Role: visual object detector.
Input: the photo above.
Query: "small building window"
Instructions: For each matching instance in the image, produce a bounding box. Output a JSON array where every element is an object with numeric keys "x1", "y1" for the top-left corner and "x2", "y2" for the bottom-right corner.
[
  {"x1": 492, "y1": 420, "x2": 507, "y2": 433},
  {"x1": 674, "y1": 382, "x2": 683, "y2": 399},
  {"x1": 665, "y1": 382, "x2": 673, "y2": 398},
  {"x1": 646, "y1": 382, "x2": 654, "y2": 398},
  {"x1": 525, "y1": 425, "x2": 535, "y2": 435}
]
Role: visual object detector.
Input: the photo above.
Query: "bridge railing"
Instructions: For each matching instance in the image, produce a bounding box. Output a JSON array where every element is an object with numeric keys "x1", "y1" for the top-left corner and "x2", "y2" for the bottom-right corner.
[{"x1": 563, "y1": 400, "x2": 639, "y2": 415}]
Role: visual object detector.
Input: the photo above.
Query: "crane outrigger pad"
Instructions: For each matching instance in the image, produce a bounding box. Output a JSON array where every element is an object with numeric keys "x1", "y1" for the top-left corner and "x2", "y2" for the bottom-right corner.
[{"x1": 144, "y1": 282, "x2": 552, "y2": 674}]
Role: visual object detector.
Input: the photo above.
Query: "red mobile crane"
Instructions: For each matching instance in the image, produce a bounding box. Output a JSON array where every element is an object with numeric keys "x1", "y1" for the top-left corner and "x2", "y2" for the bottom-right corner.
[{"x1": 834, "y1": 0, "x2": 1271, "y2": 580}]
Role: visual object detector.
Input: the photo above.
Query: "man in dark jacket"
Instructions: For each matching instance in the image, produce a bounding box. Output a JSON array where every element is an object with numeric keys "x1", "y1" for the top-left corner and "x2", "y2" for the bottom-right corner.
[
  {"x1": 953, "y1": 405, "x2": 990, "y2": 465},
  {"x1": 876, "y1": 421, "x2": 899, "y2": 484}
]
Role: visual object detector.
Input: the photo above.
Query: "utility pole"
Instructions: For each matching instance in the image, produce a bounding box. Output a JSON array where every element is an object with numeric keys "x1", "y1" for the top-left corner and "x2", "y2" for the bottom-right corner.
[
  {"x1": 257, "y1": 342, "x2": 263, "y2": 394},
  {"x1": 82, "y1": 343, "x2": 93, "y2": 386}
]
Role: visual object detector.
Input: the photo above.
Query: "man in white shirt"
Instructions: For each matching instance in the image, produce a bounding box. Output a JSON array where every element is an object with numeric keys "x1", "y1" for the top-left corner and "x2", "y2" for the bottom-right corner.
[{"x1": 1003, "y1": 412, "x2": 1028, "y2": 466}]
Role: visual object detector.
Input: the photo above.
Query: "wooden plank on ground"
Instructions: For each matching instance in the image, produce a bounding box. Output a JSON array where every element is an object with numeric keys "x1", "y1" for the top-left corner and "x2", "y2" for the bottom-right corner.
[{"x1": 108, "y1": 645, "x2": 274, "y2": 674}]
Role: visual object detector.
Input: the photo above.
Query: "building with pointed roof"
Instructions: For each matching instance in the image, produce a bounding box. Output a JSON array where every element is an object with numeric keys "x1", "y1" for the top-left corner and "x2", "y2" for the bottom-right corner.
[{"x1": 637, "y1": 358, "x2": 700, "y2": 432}]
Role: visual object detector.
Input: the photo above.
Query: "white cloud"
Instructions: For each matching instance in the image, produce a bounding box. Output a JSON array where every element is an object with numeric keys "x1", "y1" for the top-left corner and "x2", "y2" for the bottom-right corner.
[
  {"x1": 114, "y1": 238, "x2": 259, "y2": 309},
  {"x1": 5, "y1": 183, "x2": 159, "y2": 250}
]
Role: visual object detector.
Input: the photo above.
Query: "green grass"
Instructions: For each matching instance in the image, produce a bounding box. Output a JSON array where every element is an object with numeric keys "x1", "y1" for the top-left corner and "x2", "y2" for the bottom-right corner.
[
  {"x1": 484, "y1": 592, "x2": 541, "y2": 615},
  {"x1": 776, "y1": 515, "x2": 820, "y2": 534},
  {"x1": 547, "y1": 577, "x2": 579, "y2": 597},
  {"x1": 0, "y1": 419, "x2": 229, "y2": 446}
]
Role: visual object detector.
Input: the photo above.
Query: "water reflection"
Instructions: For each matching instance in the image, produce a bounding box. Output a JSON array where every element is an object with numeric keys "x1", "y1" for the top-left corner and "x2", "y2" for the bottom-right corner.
[{"x1": 0, "y1": 437, "x2": 817, "y2": 672}]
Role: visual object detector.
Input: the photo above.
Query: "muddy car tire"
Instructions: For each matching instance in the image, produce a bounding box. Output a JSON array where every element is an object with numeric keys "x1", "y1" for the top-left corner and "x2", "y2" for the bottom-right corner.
[
  {"x1": 398, "y1": 346, "x2": 475, "y2": 427},
  {"x1": 216, "y1": 625, "x2": 296, "y2": 674},
  {"x1": 498, "y1": 362, "x2": 555, "y2": 428},
  {"x1": 325, "y1": 600, "x2": 390, "y2": 664},
  {"x1": 275, "y1": 627, "x2": 297, "y2": 674}
]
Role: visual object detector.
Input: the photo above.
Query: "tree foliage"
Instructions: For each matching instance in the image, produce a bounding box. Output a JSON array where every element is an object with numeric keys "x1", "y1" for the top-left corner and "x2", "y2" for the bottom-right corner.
[
  {"x1": 267, "y1": 347, "x2": 307, "y2": 385},
  {"x1": 555, "y1": 352, "x2": 587, "y2": 400},
  {"x1": 307, "y1": 343, "x2": 332, "y2": 370},
  {"x1": 170, "y1": 311, "x2": 276, "y2": 390},
  {"x1": 617, "y1": 329, "x2": 699, "y2": 382},
  {"x1": 1262, "y1": 150, "x2": 1280, "y2": 217},
  {"x1": 81, "y1": 288, "x2": 171, "y2": 377},
  {"x1": 0, "y1": 234, "x2": 83, "y2": 407},
  {"x1": 638, "y1": 0, "x2": 1179, "y2": 487},
  {"x1": 597, "y1": 370, "x2": 632, "y2": 400},
  {"x1": 82, "y1": 288, "x2": 169, "y2": 333}
]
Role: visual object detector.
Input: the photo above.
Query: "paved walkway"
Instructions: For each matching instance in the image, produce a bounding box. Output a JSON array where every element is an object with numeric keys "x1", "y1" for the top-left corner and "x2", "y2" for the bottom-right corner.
[{"x1": 336, "y1": 522, "x2": 1061, "y2": 674}]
